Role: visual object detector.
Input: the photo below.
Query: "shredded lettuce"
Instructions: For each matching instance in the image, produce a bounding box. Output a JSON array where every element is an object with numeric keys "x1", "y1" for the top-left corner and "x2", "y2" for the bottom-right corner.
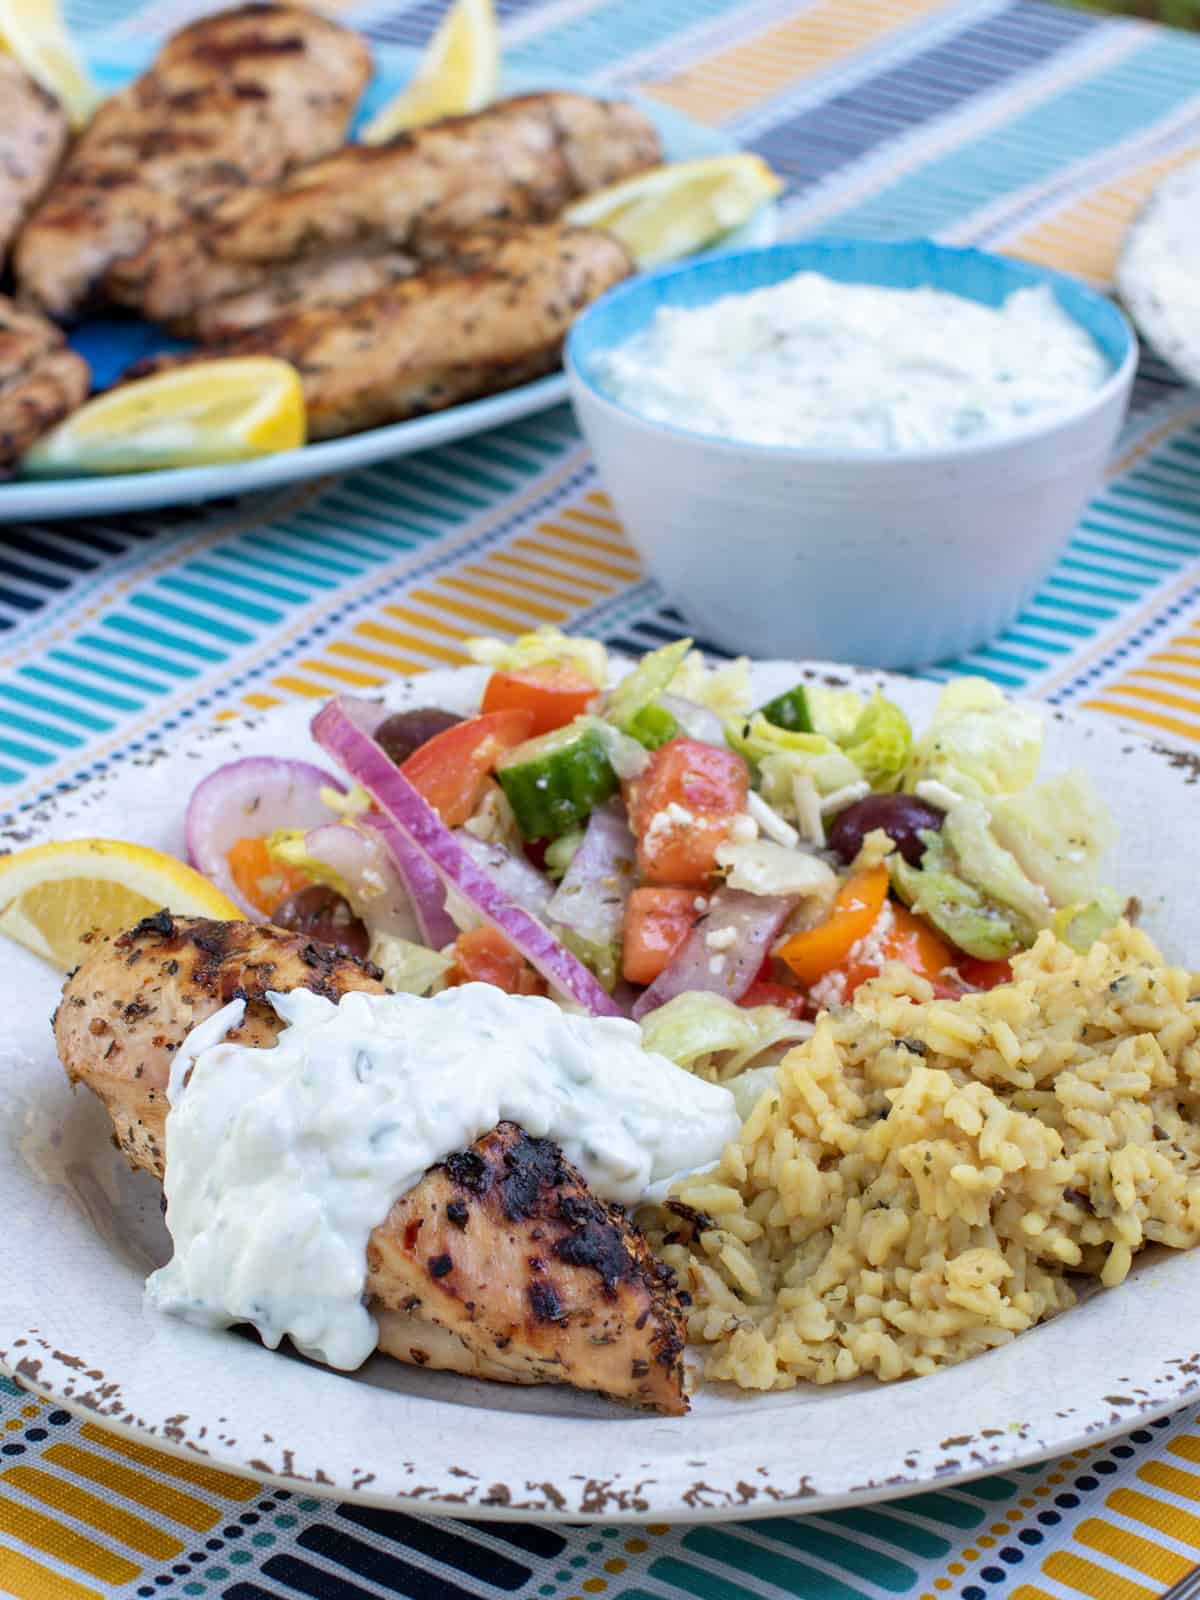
[
  {"x1": 841, "y1": 693, "x2": 913, "y2": 793},
  {"x1": 906, "y1": 678, "x2": 1043, "y2": 799},
  {"x1": 890, "y1": 840, "x2": 1026, "y2": 961},
  {"x1": 368, "y1": 932, "x2": 451, "y2": 995},
  {"x1": 267, "y1": 829, "x2": 352, "y2": 898},
  {"x1": 320, "y1": 782, "x2": 372, "y2": 818},
  {"x1": 667, "y1": 649, "x2": 752, "y2": 721},
  {"x1": 989, "y1": 769, "x2": 1117, "y2": 910},
  {"x1": 714, "y1": 838, "x2": 837, "y2": 904},
  {"x1": 556, "y1": 926, "x2": 619, "y2": 993},
  {"x1": 727, "y1": 712, "x2": 861, "y2": 818},
  {"x1": 806, "y1": 686, "x2": 864, "y2": 743},
  {"x1": 465, "y1": 626, "x2": 607, "y2": 686},
  {"x1": 639, "y1": 991, "x2": 809, "y2": 1084},
  {"x1": 941, "y1": 799, "x2": 1053, "y2": 939},
  {"x1": 1054, "y1": 889, "x2": 1124, "y2": 953},
  {"x1": 605, "y1": 638, "x2": 693, "y2": 732}
]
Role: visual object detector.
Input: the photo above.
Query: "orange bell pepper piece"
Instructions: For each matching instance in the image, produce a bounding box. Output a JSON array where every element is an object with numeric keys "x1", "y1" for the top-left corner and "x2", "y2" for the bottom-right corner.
[{"x1": 778, "y1": 864, "x2": 889, "y2": 985}]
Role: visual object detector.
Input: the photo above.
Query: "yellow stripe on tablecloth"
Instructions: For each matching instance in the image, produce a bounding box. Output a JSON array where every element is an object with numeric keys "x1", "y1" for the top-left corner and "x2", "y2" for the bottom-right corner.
[
  {"x1": 270, "y1": 675, "x2": 333, "y2": 699},
  {"x1": 517, "y1": 536, "x2": 640, "y2": 583},
  {"x1": 1075, "y1": 1518, "x2": 1193, "y2": 1585},
  {"x1": 1138, "y1": 1461, "x2": 1200, "y2": 1501},
  {"x1": 0, "y1": 1497, "x2": 139, "y2": 1584},
  {"x1": 1095, "y1": 681, "x2": 1200, "y2": 718},
  {"x1": 1, "y1": 1467, "x2": 183, "y2": 1561},
  {"x1": 41, "y1": 1445, "x2": 221, "y2": 1532},
  {"x1": 461, "y1": 559, "x2": 607, "y2": 608},
  {"x1": 297, "y1": 657, "x2": 386, "y2": 688},
  {"x1": 643, "y1": 0, "x2": 954, "y2": 124},
  {"x1": 560, "y1": 508, "x2": 626, "y2": 538},
  {"x1": 1127, "y1": 667, "x2": 1200, "y2": 692},
  {"x1": 1083, "y1": 698, "x2": 1200, "y2": 741},
  {"x1": 1004, "y1": 141, "x2": 1200, "y2": 287},
  {"x1": 540, "y1": 521, "x2": 641, "y2": 567},
  {"x1": 77, "y1": 1424, "x2": 258, "y2": 1501},
  {"x1": 380, "y1": 606, "x2": 473, "y2": 647},
  {"x1": 1171, "y1": 1437, "x2": 1200, "y2": 1466},
  {"x1": 0, "y1": 1546, "x2": 101, "y2": 1600},
  {"x1": 438, "y1": 575, "x2": 570, "y2": 624},
  {"x1": 1108, "y1": 1487, "x2": 1200, "y2": 1548},
  {"x1": 330, "y1": 640, "x2": 426, "y2": 676},
  {"x1": 1011, "y1": 1587, "x2": 1060, "y2": 1600},
  {"x1": 486, "y1": 549, "x2": 612, "y2": 596},
  {"x1": 1042, "y1": 1551, "x2": 1157, "y2": 1600}
]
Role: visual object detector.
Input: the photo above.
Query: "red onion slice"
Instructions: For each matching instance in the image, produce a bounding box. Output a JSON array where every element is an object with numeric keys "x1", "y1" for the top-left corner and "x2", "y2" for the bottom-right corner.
[
  {"x1": 457, "y1": 832, "x2": 555, "y2": 918},
  {"x1": 359, "y1": 811, "x2": 457, "y2": 951},
  {"x1": 312, "y1": 697, "x2": 622, "y2": 1016},
  {"x1": 631, "y1": 890, "x2": 795, "y2": 1021},
  {"x1": 300, "y1": 822, "x2": 423, "y2": 943},
  {"x1": 546, "y1": 799, "x2": 636, "y2": 950},
  {"x1": 186, "y1": 756, "x2": 345, "y2": 917}
]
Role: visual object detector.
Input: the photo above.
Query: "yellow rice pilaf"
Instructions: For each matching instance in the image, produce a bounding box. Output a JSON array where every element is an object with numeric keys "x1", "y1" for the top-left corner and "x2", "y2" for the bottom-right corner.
[{"x1": 649, "y1": 922, "x2": 1200, "y2": 1389}]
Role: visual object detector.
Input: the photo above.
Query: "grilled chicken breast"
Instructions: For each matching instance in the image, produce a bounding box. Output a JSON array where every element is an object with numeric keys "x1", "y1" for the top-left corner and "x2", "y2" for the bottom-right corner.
[
  {"x1": 188, "y1": 249, "x2": 420, "y2": 342},
  {"x1": 14, "y1": 4, "x2": 372, "y2": 318},
  {"x1": 134, "y1": 223, "x2": 632, "y2": 439},
  {"x1": 56, "y1": 913, "x2": 687, "y2": 1414},
  {"x1": 0, "y1": 57, "x2": 69, "y2": 267},
  {"x1": 106, "y1": 90, "x2": 659, "y2": 328},
  {"x1": 0, "y1": 296, "x2": 89, "y2": 470}
]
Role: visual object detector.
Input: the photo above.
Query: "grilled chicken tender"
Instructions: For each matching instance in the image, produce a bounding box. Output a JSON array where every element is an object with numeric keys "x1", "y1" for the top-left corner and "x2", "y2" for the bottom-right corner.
[
  {"x1": 190, "y1": 249, "x2": 420, "y2": 342},
  {"x1": 56, "y1": 913, "x2": 688, "y2": 1415},
  {"x1": 134, "y1": 224, "x2": 632, "y2": 439},
  {"x1": 14, "y1": 3, "x2": 372, "y2": 318},
  {"x1": 0, "y1": 296, "x2": 89, "y2": 470},
  {"x1": 106, "y1": 91, "x2": 660, "y2": 328},
  {"x1": 0, "y1": 57, "x2": 69, "y2": 267}
]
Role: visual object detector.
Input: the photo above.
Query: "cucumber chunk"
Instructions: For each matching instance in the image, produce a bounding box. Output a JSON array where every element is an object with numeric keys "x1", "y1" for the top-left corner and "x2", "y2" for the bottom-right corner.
[{"x1": 497, "y1": 719, "x2": 619, "y2": 840}]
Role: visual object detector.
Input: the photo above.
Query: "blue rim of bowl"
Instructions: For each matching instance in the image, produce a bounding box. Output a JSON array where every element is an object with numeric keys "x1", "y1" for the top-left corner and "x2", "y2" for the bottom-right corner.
[{"x1": 564, "y1": 237, "x2": 1139, "y2": 465}]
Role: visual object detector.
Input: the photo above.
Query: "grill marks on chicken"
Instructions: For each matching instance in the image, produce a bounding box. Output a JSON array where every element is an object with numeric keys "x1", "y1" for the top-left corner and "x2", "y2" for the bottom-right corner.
[
  {"x1": 107, "y1": 91, "x2": 660, "y2": 332},
  {"x1": 14, "y1": 4, "x2": 372, "y2": 318},
  {"x1": 0, "y1": 297, "x2": 90, "y2": 471},
  {"x1": 0, "y1": 57, "x2": 69, "y2": 268},
  {"x1": 135, "y1": 224, "x2": 633, "y2": 439},
  {"x1": 55, "y1": 914, "x2": 688, "y2": 1414}
]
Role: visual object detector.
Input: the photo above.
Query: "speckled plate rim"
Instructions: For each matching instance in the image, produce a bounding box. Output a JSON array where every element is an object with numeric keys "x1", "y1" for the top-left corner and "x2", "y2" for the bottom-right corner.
[
  {"x1": 3, "y1": 661, "x2": 1200, "y2": 1523},
  {"x1": 0, "y1": 43, "x2": 777, "y2": 523}
]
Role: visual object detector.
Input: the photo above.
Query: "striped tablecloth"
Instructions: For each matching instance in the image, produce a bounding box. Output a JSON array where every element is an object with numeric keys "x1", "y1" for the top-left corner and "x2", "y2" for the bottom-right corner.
[{"x1": 4, "y1": 1, "x2": 1200, "y2": 1598}]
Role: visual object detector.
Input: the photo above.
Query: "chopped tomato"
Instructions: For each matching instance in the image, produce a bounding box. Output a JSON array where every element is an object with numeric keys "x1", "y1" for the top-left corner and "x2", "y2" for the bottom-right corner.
[
  {"x1": 622, "y1": 886, "x2": 699, "y2": 985},
  {"x1": 400, "y1": 709, "x2": 533, "y2": 827},
  {"x1": 956, "y1": 954, "x2": 1013, "y2": 991},
  {"x1": 628, "y1": 737, "x2": 749, "y2": 886},
  {"x1": 227, "y1": 835, "x2": 314, "y2": 918},
  {"x1": 445, "y1": 926, "x2": 546, "y2": 996},
  {"x1": 481, "y1": 663, "x2": 598, "y2": 736},
  {"x1": 778, "y1": 865, "x2": 889, "y2": 985},
  {"x1": 739, "y1": 979, "x2": 807, "y2": 1017},
  {"x1": 840, "y1": 901, "x2": 955, "y2": 996}
]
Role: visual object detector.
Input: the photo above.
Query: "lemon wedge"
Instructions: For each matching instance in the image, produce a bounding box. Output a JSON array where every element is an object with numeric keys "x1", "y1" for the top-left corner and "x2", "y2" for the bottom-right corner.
[
  {"x1": 0, "y1": 838, "x2": 243, "y2": 970},
  {"x1": 362, "y1": 0, "x2": 499, "y2": 142},
  {"x1": 0, "y1": 0, "x2": 98, "y2": 128},
  {"x1": 22, "y1": 358, "x2": 306, "y2": 477},
  {"x1": 564, "y1": 153, "x2": 783, "y2": 268}
]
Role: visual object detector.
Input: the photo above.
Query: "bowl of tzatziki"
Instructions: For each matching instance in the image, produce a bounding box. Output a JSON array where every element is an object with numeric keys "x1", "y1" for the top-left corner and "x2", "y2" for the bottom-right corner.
[{"x1": 565, "y1": 238, "x2": 1136, "y2": 669}]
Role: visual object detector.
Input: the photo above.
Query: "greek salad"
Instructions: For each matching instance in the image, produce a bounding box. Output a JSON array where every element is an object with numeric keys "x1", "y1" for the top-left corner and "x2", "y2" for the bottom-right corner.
[{"x1": 186, "y1": 631, "x2": 1123, "y2": 1058}]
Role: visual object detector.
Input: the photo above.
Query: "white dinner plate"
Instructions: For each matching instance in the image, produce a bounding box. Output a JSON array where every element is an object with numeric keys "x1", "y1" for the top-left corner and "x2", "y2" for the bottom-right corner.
[
  {"x1": 2, "y1": 662, "x2": 1198, "y2": 1522},
  {"x1": 0, "y1": 42, "x2": 776, "y2": 523},
  {"x1": 1116, "y1": 153, "x2": 1200, "y2": 390}
]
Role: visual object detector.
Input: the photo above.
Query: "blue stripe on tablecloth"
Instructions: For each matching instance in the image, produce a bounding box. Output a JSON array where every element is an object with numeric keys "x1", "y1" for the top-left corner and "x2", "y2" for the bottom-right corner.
[
  {"x1": 821, "y1": 26, "x2": 1200, "y2": 239},
  {"x1": 749, "y1": 0, "x2": 1097, "y2": 195}
]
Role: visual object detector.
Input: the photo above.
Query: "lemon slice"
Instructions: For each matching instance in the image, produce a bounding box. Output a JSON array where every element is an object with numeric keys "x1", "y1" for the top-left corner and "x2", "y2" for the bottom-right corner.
[
  {"x1": 362, "y1": 0, "x2": 499, "y2": 142},
  {"x1": 564, "y1": 153, "x2": 783, "y2": 268},
  {"x1": 22, "y1": 357, "x2": 306, "y2": 477},
  {"x1": 0, "y1": 0, "x2": 98, "y2": 128},
  {"x1": 0, "y1": 838, "x2": 243, "y2": 970}
]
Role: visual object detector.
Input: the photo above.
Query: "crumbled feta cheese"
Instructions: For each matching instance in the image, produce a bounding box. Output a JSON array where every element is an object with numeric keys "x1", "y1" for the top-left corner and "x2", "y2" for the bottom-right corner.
[
  {"x1": 727, "y1": 812, "x2": 759, "y2": 844},
  {"x1": 643, "y1": 801, "x2": 696, "y2": 851},
  {"x1": 747, "y1": 790, "x2": 799, "y2": 848},
  {"x1": 820, "y1": 780, "x2": 871, "y2": 817},
  {"x1": 705, "y1": 924, "x2": 738, "y2": 952},
  {"x1": 708, "y1": 954, "x2": 727, "y2": 976},
  {"x1": 847, "y1": 899, "x2": 896, "y2": 970},
  {"x1": 913, "y1": 778, "x2": 964, "y2": 812},
  {"x1": 715, "y1": 839, "x2": 837, "y2": 901},
  {"x1": 808, "y1": 969, "x2": 847, "y2": 1012},
  {"x1": 693, "y1": 895, "x2": 710, "y2": 913}
]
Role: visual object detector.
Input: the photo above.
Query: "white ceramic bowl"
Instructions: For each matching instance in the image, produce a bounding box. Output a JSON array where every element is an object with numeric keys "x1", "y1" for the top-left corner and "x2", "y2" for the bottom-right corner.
[{"x1": 565, "y1": 239, "x2": 1137, "y2": 670}]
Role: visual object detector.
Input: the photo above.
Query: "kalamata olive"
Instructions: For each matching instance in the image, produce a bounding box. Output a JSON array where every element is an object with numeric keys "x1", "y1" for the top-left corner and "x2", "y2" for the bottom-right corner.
[
  {"x1": 827, "y1": 792, "x2": 944, "y2": 866},
  {"x1": 271, "y1": 885, "x2": 370, "y2": 961},
  {"x1": 375, "y1": 707, "x2": 463, "y2": 766}
]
